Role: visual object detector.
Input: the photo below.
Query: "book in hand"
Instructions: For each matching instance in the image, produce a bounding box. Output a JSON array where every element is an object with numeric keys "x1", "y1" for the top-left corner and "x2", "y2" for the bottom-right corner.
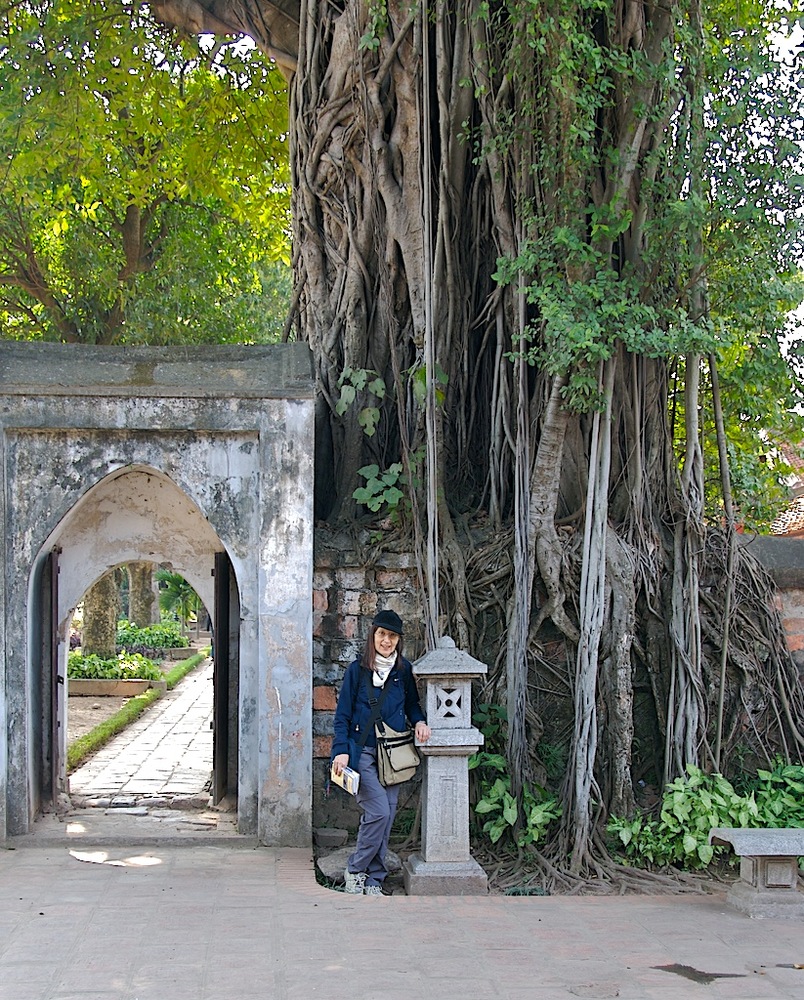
[{"x1": 330, "y1": 763, "x2": 360, "y2": 795}]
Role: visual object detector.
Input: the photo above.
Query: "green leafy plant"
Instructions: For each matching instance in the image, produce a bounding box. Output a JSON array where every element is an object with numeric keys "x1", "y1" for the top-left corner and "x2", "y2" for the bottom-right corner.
[
  {"x1": 156, "y1": 571, "x2": 201, "y2": 630},
  {"x1": 335, "y1": 367, "x2": 387, "y2": 437},
  {"x1": 358, "y1": 0, "x2": 388, "y2": 51},
  {"x1": 67, "y1": 650, "x2": 163, "y2": 682},
  {"x1": 408, "y1": 362, "x2": 449, "y2": 408},
  {"x1": 470, "y1": 752, "x2": 562, "y2": 847},
  {"x1": 608, "y1": 762, "x2": 804, "y2": 870},
  {"x1": 469, "y1": 704, "x2": 561, "y2": 849},
  {"x1": 352, "y1": 444, "x2": 425, "y2": 518},
  {"x1": 752, "y1": 761, "x2": 804, "y2": 828},
  {"x1": 116, "y1": 618, "x2": 186, "y2": 651},
  {"x1": 353, "y1": 462, "x2": 405, "y2": 513}
]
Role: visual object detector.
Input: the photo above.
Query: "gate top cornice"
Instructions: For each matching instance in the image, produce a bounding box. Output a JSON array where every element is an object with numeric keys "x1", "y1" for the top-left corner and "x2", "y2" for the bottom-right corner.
[{"x1": 0, "y1": 343, "x2": 314, "y2": 400}]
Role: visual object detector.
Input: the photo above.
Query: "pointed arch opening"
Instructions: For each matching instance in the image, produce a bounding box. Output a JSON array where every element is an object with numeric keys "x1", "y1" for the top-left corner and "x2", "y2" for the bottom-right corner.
[{"x1": 27, "y1": 465, "x2": 240, "y2": 827}]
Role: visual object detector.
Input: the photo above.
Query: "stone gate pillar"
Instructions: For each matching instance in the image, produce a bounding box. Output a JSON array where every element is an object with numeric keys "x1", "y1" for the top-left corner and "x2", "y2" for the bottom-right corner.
[{"x1": 403, "y1": 636, "x2": 488, "y2": 895}]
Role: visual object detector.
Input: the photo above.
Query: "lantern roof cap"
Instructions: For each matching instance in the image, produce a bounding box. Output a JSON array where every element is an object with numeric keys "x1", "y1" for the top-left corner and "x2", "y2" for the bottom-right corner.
[{"x1": 413, "y1": 636, "x2": 488, "y2": 677}]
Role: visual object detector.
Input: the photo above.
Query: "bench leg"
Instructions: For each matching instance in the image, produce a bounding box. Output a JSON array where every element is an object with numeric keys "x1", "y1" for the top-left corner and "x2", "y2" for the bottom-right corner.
[
  {"x1": 741, "y1": 855, "x2": 799, "y2": 891},
  {"x1": 726, "y1": 854, "x2": 804, "y2": 919}
]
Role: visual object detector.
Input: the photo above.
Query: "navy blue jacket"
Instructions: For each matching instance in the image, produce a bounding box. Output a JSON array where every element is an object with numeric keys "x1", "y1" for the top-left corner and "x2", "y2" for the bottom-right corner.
[{"x1": 332, "y1": 657, "x2": 425, "y2": 767}]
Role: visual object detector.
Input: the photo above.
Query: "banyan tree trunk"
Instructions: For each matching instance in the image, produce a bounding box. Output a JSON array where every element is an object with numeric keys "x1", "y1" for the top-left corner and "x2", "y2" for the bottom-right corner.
[
  {"x1": 81, "y1": 571, "x2": 119, "y2": 659},
  {"x1": 128, "y1": 562, "x2": 159, "y2": 627}
]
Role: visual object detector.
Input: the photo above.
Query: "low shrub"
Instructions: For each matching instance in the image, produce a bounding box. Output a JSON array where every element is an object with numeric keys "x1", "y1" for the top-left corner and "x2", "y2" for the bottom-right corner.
[
  {"x1": 116, "y1": 619, "x2": 186, "y2": 652},
  {"x1": 608, "y1": 761, "x2": 804, "y2": 870},
  {"x1": 67, "y1": 650, "x2": 163, "y2": 681},
  {"x1": 470, "y1": 750, "x2": 562, "y2": 847},
  {"x1": 469, "y1": 704, "x2": 562, "y2": 849}
]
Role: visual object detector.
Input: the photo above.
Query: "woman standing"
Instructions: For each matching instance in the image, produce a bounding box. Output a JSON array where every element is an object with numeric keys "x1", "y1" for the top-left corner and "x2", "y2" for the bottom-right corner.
[{"x1": 331, "y1": 609, "x2": 431, "y2": 895}]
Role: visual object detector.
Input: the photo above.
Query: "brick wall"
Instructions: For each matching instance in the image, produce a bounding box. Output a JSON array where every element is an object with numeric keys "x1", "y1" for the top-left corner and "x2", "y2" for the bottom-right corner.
[{"x1": 777, "y1": 587, "x2": 804, "y2": 678}]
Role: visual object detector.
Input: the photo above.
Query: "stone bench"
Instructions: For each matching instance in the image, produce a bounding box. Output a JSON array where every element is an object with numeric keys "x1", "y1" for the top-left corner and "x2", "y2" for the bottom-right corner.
[{"x1": 709, "y1": 827, "x2": 804, "y2": 919}]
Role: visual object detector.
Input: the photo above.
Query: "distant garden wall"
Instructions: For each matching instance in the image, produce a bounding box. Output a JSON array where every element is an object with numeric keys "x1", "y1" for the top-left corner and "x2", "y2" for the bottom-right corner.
[{"x1": 745, "y1": 535, "x2": 804, "y2": 681}]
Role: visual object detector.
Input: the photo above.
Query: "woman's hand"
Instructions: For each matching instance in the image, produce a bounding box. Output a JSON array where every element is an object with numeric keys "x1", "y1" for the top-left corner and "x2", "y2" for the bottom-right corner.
[
  {"x1": 331, "y1": 753, "x2": 350, "y2": 776},
  {"x1": 415, "y1": 721, "x2": 431, "y2": 743}
]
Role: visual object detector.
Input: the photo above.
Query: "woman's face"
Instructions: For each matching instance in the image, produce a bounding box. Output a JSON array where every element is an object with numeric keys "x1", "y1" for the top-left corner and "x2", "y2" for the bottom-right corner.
[{"x1": 373, "y1": 627, "x2": 400, "y2": 659}]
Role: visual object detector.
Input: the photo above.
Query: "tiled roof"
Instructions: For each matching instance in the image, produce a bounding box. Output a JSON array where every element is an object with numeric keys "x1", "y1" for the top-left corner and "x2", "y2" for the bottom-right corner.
[
  {"x1": 781, "y1": 442, "x2": 804, "y2": 475},
  {"x1": 771, "y1": 495, "x2": 804, "y2": 536}
]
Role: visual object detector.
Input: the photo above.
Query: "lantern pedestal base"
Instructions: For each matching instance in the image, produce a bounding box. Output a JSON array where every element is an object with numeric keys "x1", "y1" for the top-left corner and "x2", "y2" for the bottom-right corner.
[{"x1": 402, "y1": 853, "x2": 488, "y2": 895}]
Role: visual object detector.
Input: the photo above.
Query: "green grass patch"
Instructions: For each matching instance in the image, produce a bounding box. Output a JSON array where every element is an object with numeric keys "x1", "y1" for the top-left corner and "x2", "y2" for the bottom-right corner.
[
  {"x1": 66, "y1": 649, "x2": 210, "y2": 773},
  {"x1": 164, "y1": 649, "x2": 209, "y2": 689}
]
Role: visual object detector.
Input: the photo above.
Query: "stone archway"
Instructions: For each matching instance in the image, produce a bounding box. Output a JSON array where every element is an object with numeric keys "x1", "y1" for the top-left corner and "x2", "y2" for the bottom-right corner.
[{"x1": 0, "y1": 343, "x2": 315, "y2": 846}]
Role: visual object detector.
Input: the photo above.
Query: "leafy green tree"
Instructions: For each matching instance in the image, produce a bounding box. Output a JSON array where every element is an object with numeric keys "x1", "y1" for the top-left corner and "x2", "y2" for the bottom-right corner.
[
  {"x1": 0, "y1": 0, "x2": 291, "y2": 344},
  {"x1": 671, "y1": 6, "x2": 804, "y2": 530}
]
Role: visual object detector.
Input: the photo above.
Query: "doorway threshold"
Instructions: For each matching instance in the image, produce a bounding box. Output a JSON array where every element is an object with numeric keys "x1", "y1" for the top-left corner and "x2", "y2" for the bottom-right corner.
[{"x1": 8, "y1": 801, "x2": 257, "y2": 849}]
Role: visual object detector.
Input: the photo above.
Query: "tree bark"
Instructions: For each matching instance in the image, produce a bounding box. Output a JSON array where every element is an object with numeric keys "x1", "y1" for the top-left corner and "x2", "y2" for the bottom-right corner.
[
  {"x1": 81, "y1": 572, "x2": 119, "y2": 659},
  {"x1": 127, "y1": 562, "x2": 160, "y2": 627}
]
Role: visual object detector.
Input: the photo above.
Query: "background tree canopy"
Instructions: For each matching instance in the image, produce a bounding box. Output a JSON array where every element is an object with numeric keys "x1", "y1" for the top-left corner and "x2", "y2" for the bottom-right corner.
[
  {"x1": 0, "y1": 0, "x2": 292, "y2": 343},
  {"x1": 5, "y1": 0, "x2": 804, "y2": 879}
]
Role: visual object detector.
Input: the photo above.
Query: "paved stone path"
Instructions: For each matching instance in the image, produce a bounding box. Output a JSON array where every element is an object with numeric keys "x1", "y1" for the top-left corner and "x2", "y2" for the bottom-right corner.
[{"x1": 69, "y1": 658, "x2": 214, "y2": 808}]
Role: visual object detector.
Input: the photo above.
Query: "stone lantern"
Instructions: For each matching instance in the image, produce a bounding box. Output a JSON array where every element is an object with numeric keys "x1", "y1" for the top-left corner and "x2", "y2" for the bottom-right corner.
[{"x1": 403, "y1": 636, "x2": 488, "y2": 894}]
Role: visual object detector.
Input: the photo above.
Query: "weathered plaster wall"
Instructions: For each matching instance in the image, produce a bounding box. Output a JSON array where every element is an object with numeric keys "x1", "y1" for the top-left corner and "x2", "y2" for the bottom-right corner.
[
  {"x1": 0, "y1": 343, "x2": 314, "y2": 846},
  {"x1": 256, "y1": 398, "x2": 315, "y2": 845},
  {"x1": 19, "y1": 445, "x2": 247, "y2": 617}
]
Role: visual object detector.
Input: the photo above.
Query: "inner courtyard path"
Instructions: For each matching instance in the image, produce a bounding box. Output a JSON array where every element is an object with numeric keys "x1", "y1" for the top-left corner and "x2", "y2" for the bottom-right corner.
[{"x1": 68, "y1": 657, "x2": 214, "y2": 807}]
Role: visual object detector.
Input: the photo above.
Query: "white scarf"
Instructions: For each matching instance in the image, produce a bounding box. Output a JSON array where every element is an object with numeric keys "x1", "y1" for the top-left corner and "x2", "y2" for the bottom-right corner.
[{"x1": 373, "y1": 651, "x2": 397, "y2": 687}]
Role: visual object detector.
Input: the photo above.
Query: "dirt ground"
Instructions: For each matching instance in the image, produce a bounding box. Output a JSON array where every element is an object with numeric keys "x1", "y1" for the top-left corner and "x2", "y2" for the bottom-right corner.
[{"x1": 67, "y1": 696, "x2": 132, "y2": 743}]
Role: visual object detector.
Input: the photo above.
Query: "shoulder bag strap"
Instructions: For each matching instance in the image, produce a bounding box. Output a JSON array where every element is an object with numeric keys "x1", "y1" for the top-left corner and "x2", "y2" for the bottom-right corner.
[{"x1": 356, "y1": 669, "x2": 393, "y2": 751}]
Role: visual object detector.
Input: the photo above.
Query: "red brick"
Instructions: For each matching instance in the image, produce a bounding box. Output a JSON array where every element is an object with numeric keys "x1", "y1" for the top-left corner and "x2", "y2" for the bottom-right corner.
[
  {"x1": 313, "y1": 589, "x2": 329, "y2": 611},
  {"x1": 359, "y1": 591, "x2": 378, "y2": 614},
  {"x1": 336, "y1": 568, "x2": 367, "y2": 589},
  {"x1": 376, "y1": 569, "x2": 409, "y2": 588},
  {"x1": 784, "y1": 633, "x2": 804, "y2": 652},
  {"x1": 313, "y1": 685, "x2": 338, "y2": 711},
  {"x1": 313, "y1": 735, "x2": 333, "y2": 759}
]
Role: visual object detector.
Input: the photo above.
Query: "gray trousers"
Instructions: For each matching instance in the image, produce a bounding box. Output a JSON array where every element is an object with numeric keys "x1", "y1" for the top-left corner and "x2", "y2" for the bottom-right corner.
[{"x1": 347, "y1": 748, "x2": 400, "y2": 886}]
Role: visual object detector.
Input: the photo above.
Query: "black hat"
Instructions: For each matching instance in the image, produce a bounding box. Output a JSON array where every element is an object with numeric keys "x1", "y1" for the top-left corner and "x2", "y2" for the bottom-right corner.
[{"x1": 372, "y1": 609, "x2": 404, "y2": 635}]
